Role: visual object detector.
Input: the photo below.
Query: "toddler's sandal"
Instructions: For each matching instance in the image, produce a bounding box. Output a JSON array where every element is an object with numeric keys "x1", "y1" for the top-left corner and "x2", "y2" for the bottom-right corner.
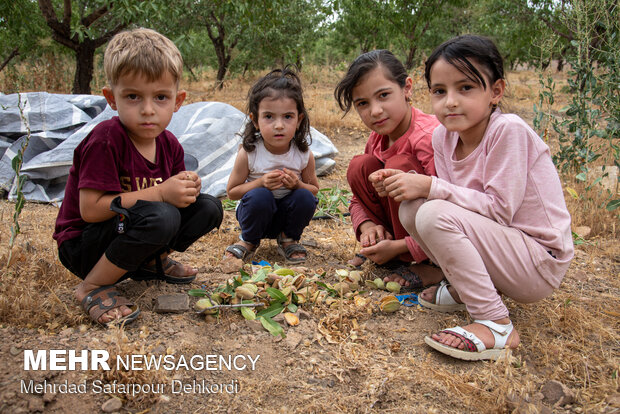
[
  {"x1": 418, "y1": 280, "x2": 466, "y2": 313},
  {"x1": 224, "y1": 244, "x2": 255, "y2": 262},
  {"x1": 424, "y1": 319, "x2": 514, "y2": 361},
  {"x1": 276, "y1": 236, "x2": 307, "y2": 264}
]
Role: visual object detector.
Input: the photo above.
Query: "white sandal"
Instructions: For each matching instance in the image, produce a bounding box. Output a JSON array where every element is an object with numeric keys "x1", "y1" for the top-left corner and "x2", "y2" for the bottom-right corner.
[
  {"x1": 424, "y1": 319, "x2": 515, "y2": 361},
  {"x1": 418, "y1": 280, "x2": 466, "y2": 313}
]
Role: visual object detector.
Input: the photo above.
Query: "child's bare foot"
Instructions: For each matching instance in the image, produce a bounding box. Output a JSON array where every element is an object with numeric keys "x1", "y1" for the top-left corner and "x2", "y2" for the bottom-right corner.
[
  {"x1": 383, "y1": 262, "x2": 444, "y2": 288},
  {"x1": 75, "y1": 282, "x2": 136, "y2": 325},
  {"x1": 419, "y1": 282, "x2": 461, "y2": 304},
  {"x1": 347, "y1": 253, "x2": 366, "y2": 268}
]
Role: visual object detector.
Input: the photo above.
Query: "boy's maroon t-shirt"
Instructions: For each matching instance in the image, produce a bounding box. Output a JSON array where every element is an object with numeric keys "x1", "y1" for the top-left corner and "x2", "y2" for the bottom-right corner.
[{"x1": 53, "y1": 116, "x2": 185, "y2": 246}]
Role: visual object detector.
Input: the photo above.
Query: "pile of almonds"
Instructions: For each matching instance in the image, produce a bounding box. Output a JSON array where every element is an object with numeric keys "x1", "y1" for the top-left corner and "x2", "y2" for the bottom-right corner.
[{"x1": 190, "y1": 264, "x2": 402, "y2": 336}]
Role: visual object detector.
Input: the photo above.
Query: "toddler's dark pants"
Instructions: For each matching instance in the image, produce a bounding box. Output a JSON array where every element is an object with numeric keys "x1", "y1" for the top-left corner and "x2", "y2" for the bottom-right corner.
[
  {"x1": 58, "y1": 194, "x2": 223, "y2": 280},
  {"x1": 236, "y1": 187, "x2": 317, "y2": 246}
]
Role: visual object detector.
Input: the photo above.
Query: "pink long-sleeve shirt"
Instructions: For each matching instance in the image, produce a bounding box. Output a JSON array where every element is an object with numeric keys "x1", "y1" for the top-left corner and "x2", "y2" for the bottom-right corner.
[
  {"x1": 428, "y1": 110, "x2": 573, "y2": 288},
  {"x1": 350, "y1": 106, "x2": 438, "y2": 255}
]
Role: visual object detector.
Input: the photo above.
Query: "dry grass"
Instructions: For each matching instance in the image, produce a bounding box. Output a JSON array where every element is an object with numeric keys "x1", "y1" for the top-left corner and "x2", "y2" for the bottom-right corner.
[{"x1": 0, "y1": 66, "x2": 618, "y2": 413}]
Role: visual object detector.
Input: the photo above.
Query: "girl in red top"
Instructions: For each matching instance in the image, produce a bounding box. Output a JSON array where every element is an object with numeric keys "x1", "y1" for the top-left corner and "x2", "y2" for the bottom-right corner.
[{"x1": 334, "y1": 50, "x2": 443, "y2": 289}]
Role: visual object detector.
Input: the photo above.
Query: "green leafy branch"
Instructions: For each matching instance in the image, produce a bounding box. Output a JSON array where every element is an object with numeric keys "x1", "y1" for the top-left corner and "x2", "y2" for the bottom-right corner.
[
  {"x1": 7, "y1": 93, "x2": 31, "y2": 267},
  {"x1": 313, "y1": 187, "x2": 351, "y2": 223},
  {"x1": 221, "y1": 186, "x2": 353, "y2": 223}
]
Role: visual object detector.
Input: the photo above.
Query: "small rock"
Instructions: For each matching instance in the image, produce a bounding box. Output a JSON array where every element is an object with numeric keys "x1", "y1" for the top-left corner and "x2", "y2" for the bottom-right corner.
[
  {"x1": 297, "y1": 309, "x2": 311, "y2": 320},
  {"x1": 220, "y1": 258, "x2": 243, "y2": 274},
  {"x1": 102, "y1": 396, "x2": 122, "y2": 413},
  {"x1": 273, "y1": 314, "x2": 285, "y2": 323},
  {"x1": 607, "y1": 393, "x2": 620, "y2": 407},
  {"x1": 27, "y1": 397, "x2": 44, "y2": 412},
  {"x1": 151, "y1": 344, "x2": 166, "y2": 355},
  {"x1": 541, "y1": 380, "x2": 575, "y2": 405},
  {"x1": 59, "y1": 328, "x2": 73, "y2": 337},
  {"x1": 9, "y1": 346, "x2": 20, "y2": 356},
  {"x1": 572, "y1": 270, "x2": 588, "y2": 282},
  {"x1": 285, "y1": 331, "x2": 303, "y2": 349},
  {"x1": 154, "y1": 294, "x2": 189, "y2": 313},
  {"x1": 246, "y1": 320, "x2": 264, "y2": 333},
  {"x1": 574, "y1": 226, "x2": 591, "y2": 239},
  {"x1": 42, "y1": 391, "x2": 56, "y2": 403}
]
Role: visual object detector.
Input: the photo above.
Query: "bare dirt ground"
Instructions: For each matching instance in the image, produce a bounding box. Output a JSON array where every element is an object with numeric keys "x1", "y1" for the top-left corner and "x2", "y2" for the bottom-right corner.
[{"x1": 0, "y1": 72, "x2": 619, "y2": 414}]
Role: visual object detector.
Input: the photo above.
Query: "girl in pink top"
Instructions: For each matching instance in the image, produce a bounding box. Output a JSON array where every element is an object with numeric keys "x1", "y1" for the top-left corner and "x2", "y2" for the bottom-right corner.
[
  {"x1": 334, "y1": 50, "x2": 443, "y2": 289},
  {"x1": 378, "y1": 35, "x2": 573, "y2": 360}
]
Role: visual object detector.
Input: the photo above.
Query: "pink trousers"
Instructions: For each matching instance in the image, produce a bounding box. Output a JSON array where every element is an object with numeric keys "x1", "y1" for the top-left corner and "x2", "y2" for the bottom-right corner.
[{"x1": 399, "y1": 199, "x2": 554, "y2": 320}]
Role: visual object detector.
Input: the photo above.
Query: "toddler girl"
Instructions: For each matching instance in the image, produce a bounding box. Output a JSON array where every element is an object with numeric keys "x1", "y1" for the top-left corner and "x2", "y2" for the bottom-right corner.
[
  {"x1": 224, "y1": 68, "x2": 319, "y2": 264},
  {"x1": 383, "y1": 35, "x2": 573, "y2": 360}
]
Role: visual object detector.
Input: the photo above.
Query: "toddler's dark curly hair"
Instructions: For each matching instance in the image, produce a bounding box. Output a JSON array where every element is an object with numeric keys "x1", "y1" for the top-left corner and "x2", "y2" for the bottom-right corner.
[{"x1": 241, "y1": 67, "x2": 311, "y2": 152}]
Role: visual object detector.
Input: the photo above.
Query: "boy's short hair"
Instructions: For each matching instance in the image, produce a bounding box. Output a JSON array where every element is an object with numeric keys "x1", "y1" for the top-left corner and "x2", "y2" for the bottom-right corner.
[{"x1": 104, "y1": 28, "x2": 183, "y2": 87}]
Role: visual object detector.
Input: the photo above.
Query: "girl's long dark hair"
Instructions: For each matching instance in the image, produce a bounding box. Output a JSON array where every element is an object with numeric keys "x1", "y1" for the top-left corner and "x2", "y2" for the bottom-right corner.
[
  {"x1": 242, "y1": 67, "x2": 311, "y2": 152},
  {"x1": 334, "y1": 49, "x2": 408, "y2": 115},
  {"x1": 424, "y1": 34, "x2": 505, "y2": 90}
]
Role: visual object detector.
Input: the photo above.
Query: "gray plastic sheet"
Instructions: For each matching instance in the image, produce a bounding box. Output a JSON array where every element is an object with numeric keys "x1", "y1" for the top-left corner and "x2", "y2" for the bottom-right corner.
[{"x1": 0, "y1": 92, "x2": 338, "y2": 204}]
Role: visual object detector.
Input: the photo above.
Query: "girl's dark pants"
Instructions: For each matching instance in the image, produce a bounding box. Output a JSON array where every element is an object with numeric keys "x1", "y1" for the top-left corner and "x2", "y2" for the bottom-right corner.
[
  {"x1": 58, "y1": 194, "x2": 223, "y2": 280},
  {"x1": 236, "y1": 187, "x2": 317, "y2": 246}
]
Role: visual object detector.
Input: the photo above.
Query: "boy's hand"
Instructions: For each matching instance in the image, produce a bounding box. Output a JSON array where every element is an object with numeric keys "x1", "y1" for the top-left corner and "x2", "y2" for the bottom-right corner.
[
  {"x1": 158, "y1": 172, "x2": 199, "y2": 207},
  {"x1": 262, "y1": 170, "x2": 284, "y2": 191},
  {"x1": 280, "y1": 168, "x2": 299, "y2": 190},
  {"x1": 369, "y1": 169, "x2": 403, "y2": 197},
  {"x1": 181, "y1": 170, "x2": 201, "y2": 196}
]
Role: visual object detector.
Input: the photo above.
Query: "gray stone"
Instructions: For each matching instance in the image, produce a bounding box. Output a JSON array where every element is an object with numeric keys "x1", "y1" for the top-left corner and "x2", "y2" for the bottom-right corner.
[
  {"x1": 574, "y1": 226, "x2": 591, "y2": 239},
  {"x1": 246, "y1": 320, "x2": 264, "y2": 333},
  {"x1": 42, "y1": 391, "x2": 56, "y2": 403},
  {"x1": 220, "y1": 257, "x2": 243, "y2": 274},
  {"x1": 154, "y1": 294, "x2": 189, "y2": 313},
  {"x1": 101, "y1": 397, "x2": 122, "y2": 413},
  {"x1": 27, "y1": 397, "x2": 44, "y2": 412},
  {"x1": 607, "y1": 393, "x2": 620, "y2": 407},
  {"x1": 285, "y1": 331, "x2": 303, "y2": 349},
  {"x1": 151, "y1": 344, "x2": 167, "y2": 355},
  {"x1": 541, "y1": 380, "x2": 575, "y2": 405},
  {"x1": 298, "y1": 309, "x2": 311, "y2": 320}
]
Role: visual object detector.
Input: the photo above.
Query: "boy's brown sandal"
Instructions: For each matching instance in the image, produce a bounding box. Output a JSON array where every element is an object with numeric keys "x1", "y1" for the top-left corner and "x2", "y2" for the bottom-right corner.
[{"x1": 80, "y1": 285, "x2": 140, "y2": 327}]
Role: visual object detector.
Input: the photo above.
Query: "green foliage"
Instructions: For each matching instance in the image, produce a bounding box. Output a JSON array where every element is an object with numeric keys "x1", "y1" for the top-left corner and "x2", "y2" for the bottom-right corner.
[
  {"x1": 313, "y1": 187, "x2": 351, "y2": 223},
  {"x1": 6, "y1": 93, "x2": 31, "y2": 267},
  {"x1": 221, "y1": 199, "x2": 239, "y2": 211},
  {"x1": 0, "y1": 0, "x2": 48, "y2": 70},
  {"x1": 533, "y1": 0, "x2": 619, "y2": 212}
]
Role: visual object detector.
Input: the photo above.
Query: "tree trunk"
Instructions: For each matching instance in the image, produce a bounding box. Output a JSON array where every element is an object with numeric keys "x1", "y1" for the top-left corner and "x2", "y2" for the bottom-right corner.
[
  {"x1": 73, "y1": 41, "x2": 96, "y2": 94},
  {"x1": 0, "y1": 48, "x2": 20, "y2": 72},
  {"x1": 215, "y1": 57, "x2": 228, "y2": 90},
  {"x1": 405, "y1": 46, "x2": 417, "y2": 71}
]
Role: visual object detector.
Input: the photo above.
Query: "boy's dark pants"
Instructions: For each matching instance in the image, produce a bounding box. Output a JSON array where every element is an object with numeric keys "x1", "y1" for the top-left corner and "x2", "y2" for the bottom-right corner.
[
  {"x1": 58, "y1": 194, "x2": 223, "y2": 280},
  {"x1": 236, "y1": 187, "x2": 317, "y2": 246}
]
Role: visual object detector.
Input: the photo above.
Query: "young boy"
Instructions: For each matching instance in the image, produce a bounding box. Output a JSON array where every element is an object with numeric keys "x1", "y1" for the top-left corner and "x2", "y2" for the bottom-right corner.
[{"x1": 53, "y1": 28, "x2": 223, "y2": 326}]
